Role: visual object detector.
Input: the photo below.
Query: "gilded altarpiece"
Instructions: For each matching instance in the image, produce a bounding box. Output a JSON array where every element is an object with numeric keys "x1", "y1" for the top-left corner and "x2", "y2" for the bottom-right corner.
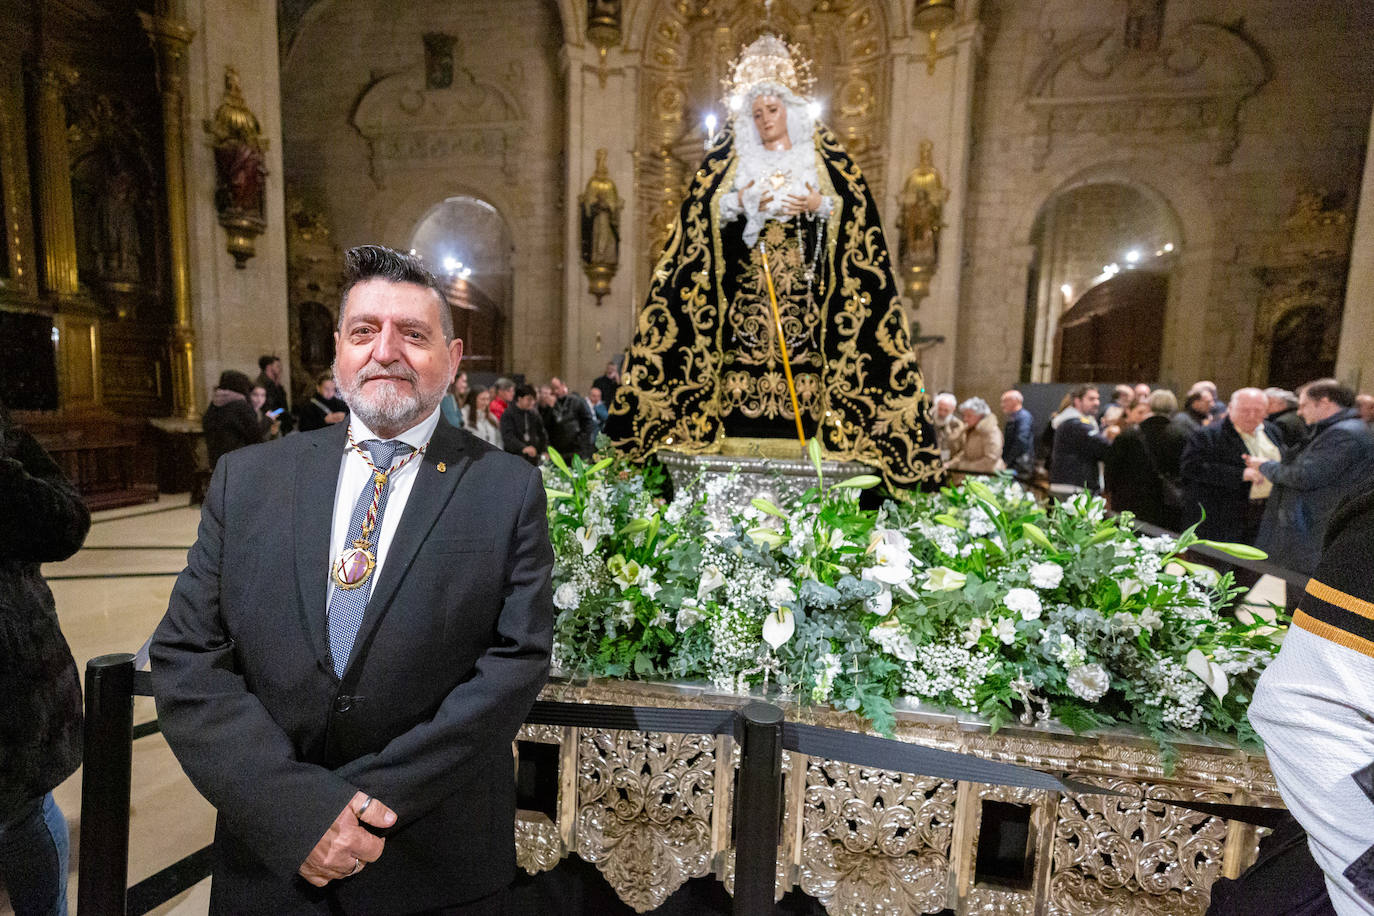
[{"x1": 634, "y1": 0, "x2": 892, "y2": 304}]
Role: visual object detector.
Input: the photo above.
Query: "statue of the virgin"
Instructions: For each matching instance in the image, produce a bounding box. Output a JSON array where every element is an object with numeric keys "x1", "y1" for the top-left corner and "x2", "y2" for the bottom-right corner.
[{"x1": 604, "y1": 34, "x2": 942, "y2": 491}]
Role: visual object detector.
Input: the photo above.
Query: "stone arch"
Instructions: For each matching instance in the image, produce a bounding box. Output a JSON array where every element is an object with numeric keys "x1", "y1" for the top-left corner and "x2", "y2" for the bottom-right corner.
[{"x1": 1006, "y1": 152, "x2": 1217, "y2": 388}]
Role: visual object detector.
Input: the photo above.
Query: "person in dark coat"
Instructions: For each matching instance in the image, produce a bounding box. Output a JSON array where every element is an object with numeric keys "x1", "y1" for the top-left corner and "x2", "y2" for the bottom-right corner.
[
  {"x1": 999, "y1": 390, "x2": 1034, "y2": 478},
  {"x1": 256, "y1": 354, "x2": 294, "y2": 435},
  {"x1": 1105, "y1": 396, "x2": 1179, "y2": 529},
  {"x1": 298, "y1": 373, "x2": 349, "y2": 432},
  {"x1": 203, "y1": 370, "x2": 264, "y2": 469},
  {"x1": 501, "y1": 384, "x2": 547, "y2": 466},
  {"x1": 1264, "y1": 387, "x2": 1308, "y2": 450},
  {"x1": 547, "y1": 377, "x2": 596, "y2": 461},
  {"x1": 1049, "y1": 384, "x2": 1116, "y2": 494},
  {"x1": 1180, "y1": 388, "x2": 1284, "y2": 546},
  {"x1": 0, "y1": 398, "x2": 90, "y2": 916},
  {"x1": 1248, "y1": 379, "x2": 1374, "y2": 578}
]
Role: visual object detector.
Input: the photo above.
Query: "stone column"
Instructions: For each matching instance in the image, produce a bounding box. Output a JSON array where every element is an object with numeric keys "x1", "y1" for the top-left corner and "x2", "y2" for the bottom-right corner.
[
  {"x1": 1336, "y1": 105, "x2": 1374, "y2": 391},
  {"x1": 140, "y1": 11, "x2": 199, "y2": 419},
  {"x1": 562, "y1": 40, "x2": 640, "y2": 389},
  {"x1": 31, "y1": 64, "x2": 79, "y2": 298},
  {"x1": 882, "y1": 4, "x2": 983, "y2": 394}
]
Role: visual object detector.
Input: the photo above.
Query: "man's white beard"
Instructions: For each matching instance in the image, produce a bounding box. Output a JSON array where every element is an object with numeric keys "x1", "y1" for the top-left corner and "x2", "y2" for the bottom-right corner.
[{"x1": 335, "y1": 360, "x2": 447, "y2": 433}]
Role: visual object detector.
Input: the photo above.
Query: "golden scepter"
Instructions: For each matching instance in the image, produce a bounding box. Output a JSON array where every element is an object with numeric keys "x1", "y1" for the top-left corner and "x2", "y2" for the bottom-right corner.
[{"x1": 757, "y1": 240, "x2": 807, "y2": 447}]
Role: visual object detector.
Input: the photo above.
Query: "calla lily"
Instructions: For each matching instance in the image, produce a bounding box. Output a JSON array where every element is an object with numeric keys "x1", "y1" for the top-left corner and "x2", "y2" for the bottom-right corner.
[
  {"x1": 762, "y1": 607, "x2": 795, "y2": 649},
  {"x1": 698, "y1": 564, "x2": 726, "y2": 599},
  {"x1": 925, "y1": 566, "x2": 967, "y2": 591},
  {"x1": 1185, "y1": 648, "x2": 1229, "y2": 700},
  {"x1": 747, "y1": 527, "x2": 783, "y2": 549},
  {"x1": 575, "y1": 526, "x2": 598, "y2": 556}
]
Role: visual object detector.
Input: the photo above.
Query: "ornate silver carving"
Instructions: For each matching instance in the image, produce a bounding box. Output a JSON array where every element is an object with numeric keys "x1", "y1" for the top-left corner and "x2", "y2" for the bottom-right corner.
[
  {"x1": 515, "y1": 813, "x2": 564, "y2": 875},
  {"x1": 1050, "y1": 778, "x2": 1229, "y2": 914},
  {"x1": 574, "y1": 729, "x2": 717, "y2": 911},
  {"x1": 798, "y1": 759, "x2": 956, "y2": 915}
]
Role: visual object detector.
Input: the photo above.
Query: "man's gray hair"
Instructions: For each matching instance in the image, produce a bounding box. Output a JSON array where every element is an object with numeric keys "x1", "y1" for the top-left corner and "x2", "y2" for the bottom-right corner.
[
  {"x1": 1148, "y1": 389, "x2": 1178, "y2": 416},
  {"x1": 494, "y1": 377, "x2": 515, "y2": 392},
  {"x1": 935, "y1": 392, "x2": 957, "y2": 408},
  {"x1": 1263, "y1": 387, "x2": 1298, "y2": 408},
  {"x1": 958, "y1": 396, "x2": 991, "y2": 417},
  {"x1": 339, "y1": 245, "x2": 454, "y2": 340}
]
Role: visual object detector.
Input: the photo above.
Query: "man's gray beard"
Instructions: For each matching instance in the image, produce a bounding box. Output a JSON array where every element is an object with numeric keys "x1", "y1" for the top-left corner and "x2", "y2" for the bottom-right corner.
[{"x1": 335, "y1": 363, "x2": 447, "y2": 433}]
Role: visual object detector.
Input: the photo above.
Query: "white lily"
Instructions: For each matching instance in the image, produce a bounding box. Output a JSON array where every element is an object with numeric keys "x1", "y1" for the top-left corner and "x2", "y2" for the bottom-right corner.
[
  {"x1": 698, "y1": 564, "x2": 726, "y2": 599},
  {"x1": 925, "y1": 566, "x2": 967, "y2": 591},
  {"x1": 641, "y1": 579, "x2": 663, "y2": 600},
  {"x1": 762, "y1": 606, "x2": 795, "y2": 649},
  {"x1": 1185, "y1": 648, "x2": 1230, "y2": 700},
  {"x1": 991, "y1": 617, "x2": 1017, "y2": 644}
]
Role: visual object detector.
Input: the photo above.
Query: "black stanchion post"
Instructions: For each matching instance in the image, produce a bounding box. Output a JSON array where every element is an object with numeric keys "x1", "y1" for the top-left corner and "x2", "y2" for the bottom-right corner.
[
  {"x1": 78, "y1": 652, "x2": 137, "y2": 916},
  {"x1": 733, "y1": 701, "x2": 784, "y2": 915}
]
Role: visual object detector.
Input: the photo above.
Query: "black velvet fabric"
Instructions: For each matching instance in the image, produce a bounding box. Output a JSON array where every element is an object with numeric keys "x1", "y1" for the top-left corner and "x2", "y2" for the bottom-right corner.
[{"x1": 604, "y1": 125, "x2": 942, "y2": 492}]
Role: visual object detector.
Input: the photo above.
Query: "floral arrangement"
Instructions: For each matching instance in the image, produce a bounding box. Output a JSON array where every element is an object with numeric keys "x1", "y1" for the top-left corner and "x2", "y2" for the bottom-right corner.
[{"x1": 542, "y1": 442, "x2": 1281, "y2": 759}]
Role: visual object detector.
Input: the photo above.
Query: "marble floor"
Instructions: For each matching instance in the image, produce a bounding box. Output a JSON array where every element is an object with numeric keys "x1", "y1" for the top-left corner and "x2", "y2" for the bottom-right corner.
[{"x1": 2, "y1": 495, "x2": 1289, "y2": 916}]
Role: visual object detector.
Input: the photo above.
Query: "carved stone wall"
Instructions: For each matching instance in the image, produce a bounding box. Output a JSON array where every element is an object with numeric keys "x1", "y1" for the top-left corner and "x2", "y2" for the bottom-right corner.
[
  {"x1": 280, "y1": 0, "x2": 565, "y2": 382},
  {"x1": 958, "y1": 0, "x2": 1374, "y2": 401}
]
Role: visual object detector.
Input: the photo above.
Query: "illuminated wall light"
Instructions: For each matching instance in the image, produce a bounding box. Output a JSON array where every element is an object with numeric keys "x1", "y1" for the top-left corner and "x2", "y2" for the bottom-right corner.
[
  {"x1": 443, "y1": 256, "x2": 460, "y2": 272},
  {"x1": 1125, "y1": 249, "x2": 1141, "y2": 263},
  {"x1": 1060, "y1": 283, "x2": 1073, "y2": 299},
  {"x1": 1163, "y1": 242, "x2": 1174, "y2": 252}
]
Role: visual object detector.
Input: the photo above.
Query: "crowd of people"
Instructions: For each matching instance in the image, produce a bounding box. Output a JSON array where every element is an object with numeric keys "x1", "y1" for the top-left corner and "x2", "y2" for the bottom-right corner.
[
  {"x1": 205, "y1": 354, "x2": 620, "y2": 475},
  {"x1": 937, "y1": 377, "x2": 1374, "y2": 588}
]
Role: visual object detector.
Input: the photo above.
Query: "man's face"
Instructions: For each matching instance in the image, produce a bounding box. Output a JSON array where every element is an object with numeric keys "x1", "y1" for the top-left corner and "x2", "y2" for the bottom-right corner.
[
  {"x1": 1229, "y1": 393, "x2": 1267, "y2": 434},
  {"x1": 1074, "y1": 390, "x2": 1101, "y2": 415},
  {"x1": 605, "y1": 362, "x2": 618, "y2": 378},
  {"x1": 1134, "y1": 383, "x2": 1151, "y2": 400},
  {"x1": 1000, "y1": 393, "x2": 1019, "y2": 416},
  {"x1": 537, "y1": 386, "x2": 555, "y2": 407},
  {"x1": 751, "y1": 95, "x2": 789, "y2": 148},
  {"x1": 499, "y1": 385, "x2": 515, "y2": 402},
  {"x1": 516, "y1": 393, "x2": 535, "y2": 411},
  {"x1": 265, "y1": 359, "x2": 281, "y2": 382},
  {"x1": 588, "y1": 388, "x2": 602, "y2": 406},
  {"x1": 935, "y1": 399, "x2": 953, "y2": 421},
  {"x1": 1192, "y1": 390, "x2": 1214, "y2": 415},
  {"x1": 551, "y1": 377, "x2": 568, "y2": 398},
  {"x1": 1357, "y1": 394, "x2": 1374, "y2": 422},
  {"x1": 1127, "y1": 402, "x2": 1151, "y2": 425},
  {"x1": 1297, "y1": 391, "x2": 1339, "y2": 426},
  {"x1": 333, "y1": 278, "x2": 462, "y2": 435}
]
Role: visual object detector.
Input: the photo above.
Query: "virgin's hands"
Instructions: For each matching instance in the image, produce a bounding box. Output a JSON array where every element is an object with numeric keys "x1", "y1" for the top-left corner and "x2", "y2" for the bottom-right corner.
[
  {"x1": 782, "y1": 183, "x2": 822, "y2": 215},
  {"x1": 298, "y1": 791, "x2": 396, "y2": 887},
  {"x1": 736, "y1": 180, "x2": 755, "y2": 209}
]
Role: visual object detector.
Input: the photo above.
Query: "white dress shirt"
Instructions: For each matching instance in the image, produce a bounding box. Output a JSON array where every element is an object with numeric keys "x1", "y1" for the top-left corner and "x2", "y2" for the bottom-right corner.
[{"x1": 326, "y1": 405, "x2": 442, "y2": 606}]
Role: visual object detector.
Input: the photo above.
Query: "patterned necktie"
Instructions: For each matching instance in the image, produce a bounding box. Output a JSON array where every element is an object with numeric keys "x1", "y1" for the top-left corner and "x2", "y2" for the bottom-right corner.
[{"x1": 326, "y1": 438, "x2": 412, "y2": 676}]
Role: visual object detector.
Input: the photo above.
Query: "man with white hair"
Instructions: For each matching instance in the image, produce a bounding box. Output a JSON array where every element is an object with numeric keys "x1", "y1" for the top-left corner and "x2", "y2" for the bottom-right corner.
[
  {"x1": 948, "y1": 397, "x2": 1005, "y2": 472},
  {"x1": 1179, "y1": 387, "x2": 1284, "y2": 562},
  {"x1": 932, "y1": 392, "x2": 964, "y2": 461}
]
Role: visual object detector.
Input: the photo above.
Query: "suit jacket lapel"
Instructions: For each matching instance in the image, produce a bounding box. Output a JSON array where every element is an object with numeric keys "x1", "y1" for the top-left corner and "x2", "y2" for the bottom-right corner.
[
  {"x1": 341, "y1": 421, "x2": 477, "y2": 678},
  {"x1": 294, "y1": 423, "x2": 349, "y2": 670}
]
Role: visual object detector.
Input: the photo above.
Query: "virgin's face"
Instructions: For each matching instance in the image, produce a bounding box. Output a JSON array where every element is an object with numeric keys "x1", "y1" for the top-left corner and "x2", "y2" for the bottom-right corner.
[{"x1": 751, "y1": 95, "x2": 790, "y2": 149}]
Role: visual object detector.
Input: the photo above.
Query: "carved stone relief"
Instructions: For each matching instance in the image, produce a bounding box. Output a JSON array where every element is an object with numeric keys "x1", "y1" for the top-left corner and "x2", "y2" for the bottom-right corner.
[
  {"x1": 1025, "y1": 21, "x2": 1269, "y2": 169},
  {"x1": 351, "y1": 36, "x2": 524, "y2": 187}
]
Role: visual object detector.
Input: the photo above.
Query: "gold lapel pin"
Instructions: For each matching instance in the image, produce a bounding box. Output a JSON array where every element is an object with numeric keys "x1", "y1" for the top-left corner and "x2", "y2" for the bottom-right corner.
[{"x1": 437, "y1": 461, "x2": 447, "y2": 473}]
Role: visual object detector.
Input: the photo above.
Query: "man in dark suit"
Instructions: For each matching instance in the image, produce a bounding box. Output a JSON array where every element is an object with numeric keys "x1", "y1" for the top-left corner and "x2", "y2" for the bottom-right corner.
[
  {"x1": 1049, "y1": 384, "x2": 1116, "y2": 495},
  {"x1": 152, "y1": 245, "x2": 553, "y2": 915},
  {"x1": 999, "y1": 389, "x2": 1034, "y2": 478},
  {"x1": 1180, "y1": 387, "x2": 1284, "y2": 546}
]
